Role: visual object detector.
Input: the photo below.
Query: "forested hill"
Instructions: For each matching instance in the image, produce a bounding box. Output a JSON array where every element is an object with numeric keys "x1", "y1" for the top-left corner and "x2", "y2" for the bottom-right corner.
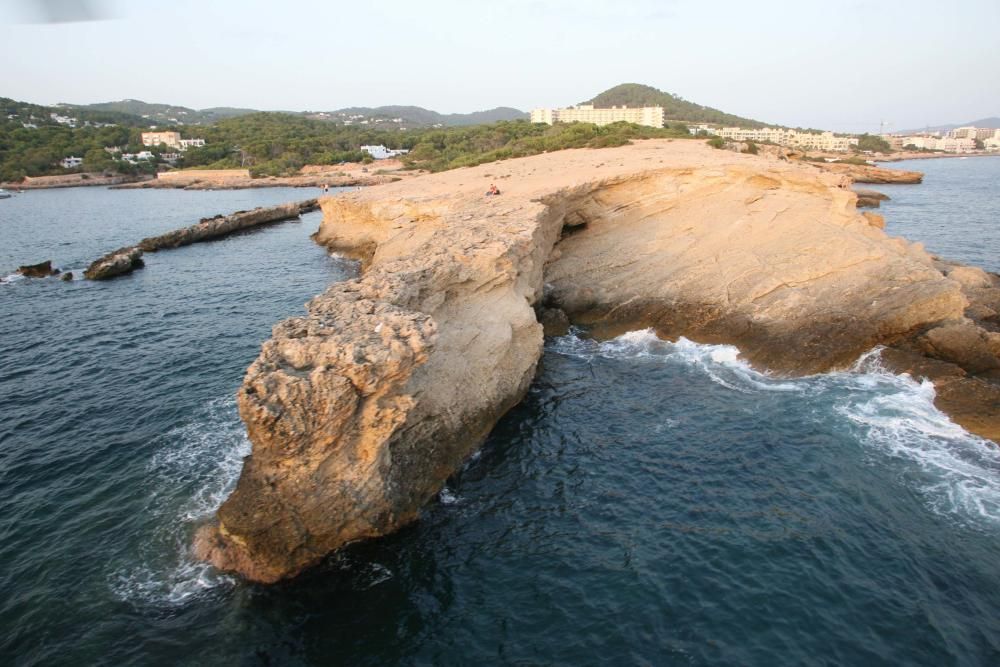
[
  {"x1": 308, "y1": 105, "x2": 526, "y2": 126},
  {"x1": 65, "y1": 100, "x2": 260, "y2": 125},
  {"x1": 584, "y1": 83, "x2": 769, "y2": 128},
  {"x1": 64, "y1": 99, "x2": 527, "y2": 128}
]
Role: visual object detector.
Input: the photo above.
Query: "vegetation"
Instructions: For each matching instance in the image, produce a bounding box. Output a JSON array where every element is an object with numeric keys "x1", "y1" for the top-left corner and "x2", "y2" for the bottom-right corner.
[
  {"x1": 585, "y1": 83, "x2": 769, "y2": 128},
  {"x1": 397, "y1": 120, "x2": 691, "y2": 172},
  {"x1": 707, "y1": 136, "x2": 726, "y2": 149},
  {"x1": 743, "y1": 141, "x2": 759, "y2": 155},
  {"x1": 4, "y1": 85, "x2": 734, "y2": 183},
  {"x1": 115, "y1": 114, "x2": 692, "y2": 177},
  {"x1": 855, "y1": 133, "x2": 892, "y2": 153}
]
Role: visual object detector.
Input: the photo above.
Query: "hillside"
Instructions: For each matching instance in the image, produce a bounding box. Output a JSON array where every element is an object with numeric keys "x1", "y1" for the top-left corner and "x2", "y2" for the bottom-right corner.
[
  {"x1": 313, "y1": 105, "x2": 526, "y2": 127},
  {"x1": 64, "y1": 100, "x2": 259, "y2": 125},
  {"x1": 897, "y1": 117, "x2": 1000, "y2": 134},
  {"x1": 2, "y1": 97, "x2": 153, "y2": 128},
  {"x1": 63, "y1": 99, "x2": 526, "y2": 128},
  {"x1": 583, "y1": 83, "x2": 768, "y2": 128}
]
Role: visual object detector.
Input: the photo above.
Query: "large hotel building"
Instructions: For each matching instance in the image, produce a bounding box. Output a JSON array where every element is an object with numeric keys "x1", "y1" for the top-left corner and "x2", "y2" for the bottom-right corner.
[{"x1": 530, "y1": 104, "x2": 665, "y2": 128}]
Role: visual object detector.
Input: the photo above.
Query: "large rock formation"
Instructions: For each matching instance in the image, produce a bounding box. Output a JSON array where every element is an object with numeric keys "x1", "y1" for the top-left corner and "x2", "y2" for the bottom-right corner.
[
  {"x1": 815, "y1": 161, "x2": 923, "y2": 183},
  {"x1": 196, "y1": 139, "x2": 999, "y2": 583}
]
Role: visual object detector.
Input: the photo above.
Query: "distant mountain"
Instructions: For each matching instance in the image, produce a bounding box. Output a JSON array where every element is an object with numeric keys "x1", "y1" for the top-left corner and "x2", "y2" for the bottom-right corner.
[
  {"x1": 2, "y1": 97, "x2": 154, "y2": 128},
  {"x1": 897, "y1": 117, "x2": 1000, "y2": 134},
  {"x1": 314, "y1": 105, "x2": 527, "y2": 127},
  {"x1": 582, "y1": 83, "x2": 769, "y2": 128},
  {"x1": 63, "y1": 100, "x2": 260, "y2": 125},
  {"x1": 62, "y1": 99, "x2": 526, "y2": 128}
]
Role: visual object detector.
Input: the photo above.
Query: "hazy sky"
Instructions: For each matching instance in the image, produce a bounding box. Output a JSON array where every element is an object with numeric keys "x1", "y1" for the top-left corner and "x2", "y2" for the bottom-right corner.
[{"x1": 2, "y1": 0, "x2": 998, "y2": 133}]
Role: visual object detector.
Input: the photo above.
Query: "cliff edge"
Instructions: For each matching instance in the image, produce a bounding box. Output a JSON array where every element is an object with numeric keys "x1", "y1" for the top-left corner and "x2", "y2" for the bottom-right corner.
[{"x1": 195, "y1": 139, "x2": 999, "y2": 582}]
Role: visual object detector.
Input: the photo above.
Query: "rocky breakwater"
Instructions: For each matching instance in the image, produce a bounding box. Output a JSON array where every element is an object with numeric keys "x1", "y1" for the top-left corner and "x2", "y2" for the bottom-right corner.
[
  {"x1": 814, "y1": 161, "x2": 923, "y2": 184},
  {"x1": 196, "y1": 139, "x2": 999, "y2": 583},
  {"x1": 82, "y1": 200, "x2": 317, "y2": 280}
]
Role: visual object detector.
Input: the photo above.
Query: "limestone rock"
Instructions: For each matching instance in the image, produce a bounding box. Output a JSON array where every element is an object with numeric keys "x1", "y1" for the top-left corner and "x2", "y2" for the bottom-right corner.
[
  {"x1": 919, "y1": 323, "x2": 1000, "y2": 374},
  {"x1": 84, "y1": 246, "x2": 144, "y2": 280},
  {"x1": 946, "y1": 265, "x2": 993, "y2": 289},
  {"x1": 862, "y1": 212, "x2": 885, "y2": 229},
  {"x1": 197, "y1": 139, "x2": 991, "y2": 583},
  {"x1": 815, "y1": 162, "x2": 923, "y2": 184},
  {"x1": 138, "y1": 200, "x2": 313, "y2": 251}
]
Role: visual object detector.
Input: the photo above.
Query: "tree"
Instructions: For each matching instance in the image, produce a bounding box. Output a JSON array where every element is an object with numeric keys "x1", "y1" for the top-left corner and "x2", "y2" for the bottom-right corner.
[
  {"x1": 83, "y1": 147, "x2": 114, "y2": 172},
  {"x1": 856, "y1": 134, "x2": 891, "y2": 153}
]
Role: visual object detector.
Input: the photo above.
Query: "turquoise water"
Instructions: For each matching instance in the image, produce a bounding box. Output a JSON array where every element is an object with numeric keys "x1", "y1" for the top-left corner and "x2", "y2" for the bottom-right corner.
[{"x1": 1, "y1": 171, "x2": 999, "y2": 665}]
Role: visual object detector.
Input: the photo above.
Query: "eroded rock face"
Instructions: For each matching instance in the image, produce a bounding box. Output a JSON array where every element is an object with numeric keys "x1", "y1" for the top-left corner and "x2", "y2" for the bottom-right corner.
[{"x1": 197, "y1": 139, "x2": 996, "y2": 583}]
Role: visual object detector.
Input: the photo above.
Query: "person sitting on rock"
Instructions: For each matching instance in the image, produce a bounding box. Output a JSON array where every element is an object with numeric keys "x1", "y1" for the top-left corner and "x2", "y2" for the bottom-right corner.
[{"x1": 486, "y1": 183, "x2": 501, "y2": 196}]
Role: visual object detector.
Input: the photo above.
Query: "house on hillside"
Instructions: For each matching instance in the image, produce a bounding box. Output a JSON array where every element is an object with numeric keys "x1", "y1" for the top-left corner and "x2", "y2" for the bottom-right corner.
[
  {"x1": 60, "y1": 156, "x2": 83, "y2": 169},
  {"x1": 360, "y1": 145, "x2": 410, "y2": 160}
]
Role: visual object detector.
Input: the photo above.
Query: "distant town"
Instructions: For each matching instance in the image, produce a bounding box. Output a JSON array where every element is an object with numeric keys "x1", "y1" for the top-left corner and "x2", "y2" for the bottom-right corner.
[{"x1": 531, "y1": 105, "x2": 1000, "y2": 154}]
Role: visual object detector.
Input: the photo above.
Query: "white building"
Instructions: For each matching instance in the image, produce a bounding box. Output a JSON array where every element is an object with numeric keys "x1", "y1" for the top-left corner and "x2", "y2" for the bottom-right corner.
[
  {"x1": 711, "y1": 127, "x2": 858, "y2": 152},
  {"x1": 60, "y1": 156, "x2": 83, "y2": 169},
  {"x1": 179, "y1": 138, "x2": 205, "y2": 149},
  {"x1": 947, "y1": 126, "x2": 996, "y2": 141},
  {"x1": 360, "y1": 145, "x2": 409, "y2": 160},
  {"x1": 530, "y1": 104, "x2": 665, "y2": 129},
  {"x1": 136, "y1": 151, "x2": 155, "y2": 160}
]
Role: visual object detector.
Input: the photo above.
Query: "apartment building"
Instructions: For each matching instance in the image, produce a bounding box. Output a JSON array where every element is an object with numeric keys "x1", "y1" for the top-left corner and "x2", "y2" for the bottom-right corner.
[
  {"x1": 530, "y1": 105, "x2": 665, "y2": 128},
  {"x1": 714, "y1": 127, "x2": 858, "y2": 152},
  {"x1": 141, "y1": 131, "x2": 182, "y2": 149}
]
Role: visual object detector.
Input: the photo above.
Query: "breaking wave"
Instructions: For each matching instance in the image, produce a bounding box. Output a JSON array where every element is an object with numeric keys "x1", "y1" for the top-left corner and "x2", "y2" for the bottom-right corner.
[
  {"x1": 551, "y1": 329, "x2": 1000, "y2": 525},
  {"x1": 111, "y1": 396, "x2": 250, "y2": 606}
]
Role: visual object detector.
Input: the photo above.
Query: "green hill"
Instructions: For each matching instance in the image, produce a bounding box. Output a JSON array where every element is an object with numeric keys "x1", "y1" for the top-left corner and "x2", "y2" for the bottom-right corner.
[
  {"x1": 583, "y1": 83, "x2": 768, "y2": 128},
  {"x1": 65, "y1": 100, "x2": 259, "y2": 125},
  {"x1": 311, "y1": 105, "x2": 526, "y2": 127}
]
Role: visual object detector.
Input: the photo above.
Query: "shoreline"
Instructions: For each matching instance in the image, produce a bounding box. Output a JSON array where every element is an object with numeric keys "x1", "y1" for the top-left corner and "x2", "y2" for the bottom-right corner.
[{"x1": 195, "y1": 139, "x2": 1000, "y2": 583}]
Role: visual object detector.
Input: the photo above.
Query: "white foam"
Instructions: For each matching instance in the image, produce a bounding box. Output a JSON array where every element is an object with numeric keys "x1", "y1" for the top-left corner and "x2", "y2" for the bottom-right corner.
[
  {"x1": 112, "y1": 396, "x2": 249, "y2": 607},
  {"x1": 439, "y1": 485, "x2": 460, "y2": 505},
  {"x1": 551, "y1": 329, "x2": 1000, "y2": 526}
]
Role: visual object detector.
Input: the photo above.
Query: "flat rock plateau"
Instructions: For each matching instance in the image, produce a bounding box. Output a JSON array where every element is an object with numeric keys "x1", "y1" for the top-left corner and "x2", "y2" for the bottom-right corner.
[{"x1": 194, "y1": 139, "x2": 1000, "y2": 583}]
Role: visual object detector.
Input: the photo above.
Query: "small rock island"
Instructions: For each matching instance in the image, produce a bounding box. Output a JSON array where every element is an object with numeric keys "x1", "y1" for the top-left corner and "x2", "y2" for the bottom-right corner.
[{"x1": 194, "y1": 140, "x2": 1000, "y2": 583}]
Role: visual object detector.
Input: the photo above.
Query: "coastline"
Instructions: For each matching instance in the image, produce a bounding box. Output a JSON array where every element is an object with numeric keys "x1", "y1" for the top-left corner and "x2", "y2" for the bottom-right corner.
[
  {"x1": 196, "y1": 139, "x2": 1000, "y2": 583},
  {"x1": 1, "y1": 160, "x2": 420, "y2": 191}
]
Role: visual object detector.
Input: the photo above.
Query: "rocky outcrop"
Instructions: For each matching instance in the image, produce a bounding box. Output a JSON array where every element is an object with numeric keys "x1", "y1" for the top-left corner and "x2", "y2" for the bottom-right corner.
[
  {"x1": 79, "y1": 200, "x2": 318, "y2": 281},
  {"x1": 138, "y1": 200, "x2": 315, "y2": 251},
  {"x1": 17, "y1": 260, "x2": 59, "y2": 278},
  {"x1": 84, "y1": 246, "x2": 144, "y2": 280},
  {"x1": 855, "y1": 188, "x2": 889, "y2": 208},
  {"x1": 815, "y1": 162, "x2": 923, "y2": 184},
  {"x1": 197, "y1": 139, "x2": 997, "y2": 583}
]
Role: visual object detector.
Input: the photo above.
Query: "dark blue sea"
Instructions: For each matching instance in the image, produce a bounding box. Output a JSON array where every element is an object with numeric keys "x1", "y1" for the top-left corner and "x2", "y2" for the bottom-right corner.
[{"x1": 1, "y1": 164, "x2": 999, "y2": 666}]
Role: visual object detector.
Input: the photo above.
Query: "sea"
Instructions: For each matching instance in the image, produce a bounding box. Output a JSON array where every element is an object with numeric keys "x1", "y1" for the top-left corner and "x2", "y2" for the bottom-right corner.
[{"x1": 1, "y1": 158, "x2": 999, "y2": 666}]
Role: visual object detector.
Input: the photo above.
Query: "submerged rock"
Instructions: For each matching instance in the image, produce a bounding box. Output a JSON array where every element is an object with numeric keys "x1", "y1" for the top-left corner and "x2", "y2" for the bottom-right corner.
[
  {"x1": 60, "y1": 272, "x2": 73, "y2": 282},
  {"x1": 18, "y1": 260, "x2": 59, "y2": 278},
  {"x1": 196, "y1": 139, "x2": 996, "y2": 583}
]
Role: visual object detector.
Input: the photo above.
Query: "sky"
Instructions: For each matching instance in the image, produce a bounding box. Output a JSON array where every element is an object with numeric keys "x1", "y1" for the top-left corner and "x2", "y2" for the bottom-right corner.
[{"x1": 2, "y1": 0, "x2": 998, "y2": 133}]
